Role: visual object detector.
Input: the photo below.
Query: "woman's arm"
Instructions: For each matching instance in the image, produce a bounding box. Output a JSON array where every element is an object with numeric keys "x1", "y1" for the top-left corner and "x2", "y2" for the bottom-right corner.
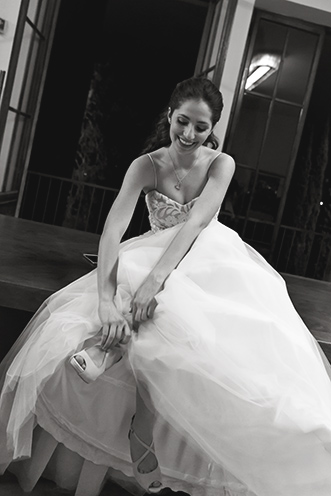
[
  {"x1": 132, "y1": 153, "x2": 235, "y2": 325},
  {"x1": 97, "y1": 156, "x2": 153, "y2": 348}
]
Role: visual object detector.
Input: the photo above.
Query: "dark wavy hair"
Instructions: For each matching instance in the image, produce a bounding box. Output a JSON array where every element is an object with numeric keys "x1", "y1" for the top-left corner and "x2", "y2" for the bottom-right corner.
[{"x1": 141, "y1": 77, "x2": 224, "y2": 154}]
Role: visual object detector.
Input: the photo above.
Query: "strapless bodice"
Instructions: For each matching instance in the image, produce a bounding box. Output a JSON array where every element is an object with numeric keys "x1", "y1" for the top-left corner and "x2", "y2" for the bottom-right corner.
[{"x1": 145, "y1": 190, "x2": 219, "y2": 233}]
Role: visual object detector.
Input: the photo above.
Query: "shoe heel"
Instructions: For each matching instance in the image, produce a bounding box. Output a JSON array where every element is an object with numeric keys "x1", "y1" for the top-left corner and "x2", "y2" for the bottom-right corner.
[{"x1": 129, "y1": 419, "x2": 163, "y2": 493}]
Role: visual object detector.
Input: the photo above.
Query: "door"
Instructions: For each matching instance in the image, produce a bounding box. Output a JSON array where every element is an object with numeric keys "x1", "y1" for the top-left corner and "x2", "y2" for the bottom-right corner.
[{"x1": 222, "y1": 10, "x2": 324, "y2": 260}]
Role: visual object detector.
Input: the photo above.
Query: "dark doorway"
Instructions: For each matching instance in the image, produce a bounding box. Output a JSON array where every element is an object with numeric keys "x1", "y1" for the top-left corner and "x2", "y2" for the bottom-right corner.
[{"x1": 25, "y1": 0, "x2": 209, "y2": 186}]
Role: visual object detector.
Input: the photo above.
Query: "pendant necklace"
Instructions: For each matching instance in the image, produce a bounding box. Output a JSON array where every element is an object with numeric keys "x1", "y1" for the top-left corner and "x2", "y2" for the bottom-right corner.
[{"x1": 168, "y1": 148, "x2": 201, "y2": 190}]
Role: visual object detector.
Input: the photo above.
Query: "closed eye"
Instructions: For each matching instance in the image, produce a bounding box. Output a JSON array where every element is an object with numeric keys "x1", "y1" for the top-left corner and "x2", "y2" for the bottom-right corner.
[{"x1": 177, "y1": 119, "x2": 208, "y2": 134}]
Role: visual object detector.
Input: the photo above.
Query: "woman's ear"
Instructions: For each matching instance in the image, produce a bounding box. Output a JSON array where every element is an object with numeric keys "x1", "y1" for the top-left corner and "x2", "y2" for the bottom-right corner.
[{"x1": 167, "y1": 107, "x2": 172, "y2": 125}]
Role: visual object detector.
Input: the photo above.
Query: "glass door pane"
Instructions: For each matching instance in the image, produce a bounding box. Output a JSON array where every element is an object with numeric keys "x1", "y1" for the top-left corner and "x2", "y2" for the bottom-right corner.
[{"x1": 224, "y1": 11, "x2": 323, "y2": 257}]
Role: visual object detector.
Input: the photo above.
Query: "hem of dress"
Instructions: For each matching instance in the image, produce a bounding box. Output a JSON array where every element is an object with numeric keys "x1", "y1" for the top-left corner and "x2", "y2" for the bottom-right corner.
[{"x1": 34, "y1": 402, "x2": 252, "y2": 496}]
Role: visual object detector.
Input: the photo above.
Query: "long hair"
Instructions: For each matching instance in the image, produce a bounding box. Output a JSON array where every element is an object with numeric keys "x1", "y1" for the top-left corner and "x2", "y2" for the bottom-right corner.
[{"x1": 141, "y1": 77, "x2": 224, "y2": 154}]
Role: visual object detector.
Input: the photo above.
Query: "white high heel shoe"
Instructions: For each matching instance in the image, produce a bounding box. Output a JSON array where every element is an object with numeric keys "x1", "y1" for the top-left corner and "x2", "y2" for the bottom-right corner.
[
  {"x1": 129, "y1": 418, "x2": 163, "y2": 494},
  {"x1": 69, "y1": 346, "x2": 122, "y2": 383}
]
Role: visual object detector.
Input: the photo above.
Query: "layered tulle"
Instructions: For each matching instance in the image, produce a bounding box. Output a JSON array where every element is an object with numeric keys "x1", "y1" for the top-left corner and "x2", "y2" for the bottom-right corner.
[{"x1": 1, "y1": 220, "x2": 331, "y2": 496}]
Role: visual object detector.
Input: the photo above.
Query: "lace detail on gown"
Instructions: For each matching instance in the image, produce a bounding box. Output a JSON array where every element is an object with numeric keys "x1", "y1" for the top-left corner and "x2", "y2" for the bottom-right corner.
[{"x1": 145, "y1": 190, "x2": 220, "y2": 233}]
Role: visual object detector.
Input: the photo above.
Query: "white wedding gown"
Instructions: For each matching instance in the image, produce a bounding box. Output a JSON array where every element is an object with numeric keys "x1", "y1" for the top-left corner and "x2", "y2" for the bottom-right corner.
[{"x1": 1, "y1": 186, "x2": 331, "y2": 496}]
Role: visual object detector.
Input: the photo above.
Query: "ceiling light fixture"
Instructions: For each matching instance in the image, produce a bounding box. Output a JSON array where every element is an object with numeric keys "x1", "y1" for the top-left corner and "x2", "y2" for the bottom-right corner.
[{"x1": 245, "y1": 54, "x2": 281, "y2": 91}]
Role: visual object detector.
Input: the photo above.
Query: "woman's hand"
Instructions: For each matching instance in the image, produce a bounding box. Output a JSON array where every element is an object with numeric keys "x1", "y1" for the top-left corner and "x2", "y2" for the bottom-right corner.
[
  {"x1": 131, "y1": 275, "x2": 161, "y2": 330},
  {"x1": 98, "y1": 300, "x2": 132, "y2": 350}
]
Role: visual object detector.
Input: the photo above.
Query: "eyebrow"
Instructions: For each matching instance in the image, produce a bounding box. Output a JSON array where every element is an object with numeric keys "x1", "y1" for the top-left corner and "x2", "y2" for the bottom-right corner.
[{"x1": 178, "y1": 113, "x2": 210, "y2": 126}]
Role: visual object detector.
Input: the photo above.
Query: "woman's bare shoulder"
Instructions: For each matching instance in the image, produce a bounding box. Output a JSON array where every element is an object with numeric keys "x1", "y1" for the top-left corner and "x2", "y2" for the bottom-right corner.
[
  {"x1": 129, "y1": 153, "x2": 157, "y2": 174},
  {"x1": 205, "y1": 150, "x2": 235, "y2": 182},
  {"x1": 144, "y1": 147, "x2": 168, "y2": 164},
  {"x1": 122, "y1": 154, "x2": 156, "y2": 191},
  {"x1": 208, "y1": 149, "x2": 234, "y2": 168}
]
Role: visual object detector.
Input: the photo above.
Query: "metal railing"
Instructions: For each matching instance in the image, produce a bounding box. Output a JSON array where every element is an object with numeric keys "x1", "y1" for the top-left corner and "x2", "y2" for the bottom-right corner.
[
  {"x1": 273, "y1": 224, "x2": 331, "y2": 280},
  {"x1": 20, "y1": 171, "x2": 331, "y2": 280},
  {"x1": 20, "y1": 171, "x2": 150, "y2": 239}
]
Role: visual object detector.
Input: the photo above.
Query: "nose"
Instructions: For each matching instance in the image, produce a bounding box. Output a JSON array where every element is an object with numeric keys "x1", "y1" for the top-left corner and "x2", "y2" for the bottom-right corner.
[{"x1": 183, "y1": 124, "x2": 195, "y2": 140}]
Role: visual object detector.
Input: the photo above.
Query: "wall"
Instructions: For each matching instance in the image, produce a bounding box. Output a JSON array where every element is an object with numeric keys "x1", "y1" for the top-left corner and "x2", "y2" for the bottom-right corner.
[
  {"x1": 256, "y1": 0, "x2": 331, "y2": 27},
  {"x1": 0, "y1": 0, "x2": 21, "y2": 106},
  {"x1": 288, "y1": 0, "x2": 331, "y2": 11}
]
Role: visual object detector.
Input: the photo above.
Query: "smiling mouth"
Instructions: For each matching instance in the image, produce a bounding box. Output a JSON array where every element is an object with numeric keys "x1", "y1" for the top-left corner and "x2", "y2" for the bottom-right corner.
[{"x1": 178, "y1": 136, "x2": 195, "y2": 147}]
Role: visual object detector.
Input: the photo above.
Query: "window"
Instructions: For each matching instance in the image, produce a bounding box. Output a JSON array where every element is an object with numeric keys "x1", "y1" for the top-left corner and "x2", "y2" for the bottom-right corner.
[{"x1": 0, "y1": 0, "x2": 60, "y2": 202}]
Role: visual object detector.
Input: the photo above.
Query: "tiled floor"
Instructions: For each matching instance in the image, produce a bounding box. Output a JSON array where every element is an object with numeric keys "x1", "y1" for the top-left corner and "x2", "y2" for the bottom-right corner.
[{"x1": 0, "y1": 471, "x2": 130, "y2": 496}]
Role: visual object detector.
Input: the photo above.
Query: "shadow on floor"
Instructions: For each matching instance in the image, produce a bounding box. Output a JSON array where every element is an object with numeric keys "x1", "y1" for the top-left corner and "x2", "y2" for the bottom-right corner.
[
  {"x1": 0, "y1": 471, "x2": 189, "y2": 496},
  {"x1": 0, "y1": 471, "x2": 131, "y2": 496}
]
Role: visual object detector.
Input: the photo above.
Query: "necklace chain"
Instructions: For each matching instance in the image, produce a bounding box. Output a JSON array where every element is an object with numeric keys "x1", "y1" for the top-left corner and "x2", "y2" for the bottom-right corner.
[{"x1": 168, "y1": 148, "x2": 200, "y2": 190}]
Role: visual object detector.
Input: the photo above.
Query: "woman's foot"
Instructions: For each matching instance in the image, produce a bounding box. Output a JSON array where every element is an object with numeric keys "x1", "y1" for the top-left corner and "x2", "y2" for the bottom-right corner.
[{"x1": 129, "y1": 416, "x2": 163, "y2": 493}]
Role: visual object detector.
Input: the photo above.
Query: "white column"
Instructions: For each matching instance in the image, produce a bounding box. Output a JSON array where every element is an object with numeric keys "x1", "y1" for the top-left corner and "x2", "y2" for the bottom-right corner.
[{"x1": 214, "y1": 0, "x2": 256, "y2": 149}]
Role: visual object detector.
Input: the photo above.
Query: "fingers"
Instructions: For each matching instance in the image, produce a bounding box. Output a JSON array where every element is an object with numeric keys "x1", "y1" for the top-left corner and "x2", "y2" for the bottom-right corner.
[
  {"x1": 101, "y1": 320, "x2": 131, "y2": 350},
  {"x1": 116, "y1": 319, "x2": 131, "y2": 345},
  {"x1": 132, "y1": 304, "x2": 146, "y2": 332},
  {"x1": 131, "y1": 297, "x2": 158, "y2": 331},
  {"x1": 119, "y1": 322, "x2": 131, "y2": 345},
  {"x1": 101, "y1": 323, "x2": 118, "y2": 350},
  {"x1": 147, "y1": 298, "x2": 157, "y2": 319},
  {"x1": 133, "y1": 305, "x2": 148, "y2": 324}
]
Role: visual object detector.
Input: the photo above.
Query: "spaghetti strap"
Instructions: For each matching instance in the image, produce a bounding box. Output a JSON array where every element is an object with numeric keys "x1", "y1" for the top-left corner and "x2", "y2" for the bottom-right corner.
[
  {"x1": 207, "y1": 151, "x2": 223, "y2": 175},
  {"x1": 211, "y1": 151, "x2": 223, "y2": 164},
  {"x1": 147, "y1": 153, "x2": 158, "y2": 190}
]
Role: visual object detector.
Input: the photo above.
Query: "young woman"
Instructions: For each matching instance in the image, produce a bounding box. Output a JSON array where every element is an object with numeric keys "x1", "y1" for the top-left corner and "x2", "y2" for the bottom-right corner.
[{"x1": 1, "y1": 77, "x2": 331, "y2": 496}]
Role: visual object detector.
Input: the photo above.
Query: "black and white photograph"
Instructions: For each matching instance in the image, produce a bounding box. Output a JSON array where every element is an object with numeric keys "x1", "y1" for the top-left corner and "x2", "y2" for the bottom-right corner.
[{"x1": 1, "y1": 1, "x2": 331, "y2": 496}]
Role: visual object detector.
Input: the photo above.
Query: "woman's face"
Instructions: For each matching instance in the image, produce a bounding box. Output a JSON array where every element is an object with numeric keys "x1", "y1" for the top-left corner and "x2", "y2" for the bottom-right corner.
[{"x1": 169, "y1": 98, "x2": 213, "y2": 154}]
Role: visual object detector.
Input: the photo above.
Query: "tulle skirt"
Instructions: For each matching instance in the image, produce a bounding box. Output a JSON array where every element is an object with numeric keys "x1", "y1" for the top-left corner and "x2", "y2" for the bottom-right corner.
[{"x1": 1, "y1": 219, "x2": 331, "y2": 496}]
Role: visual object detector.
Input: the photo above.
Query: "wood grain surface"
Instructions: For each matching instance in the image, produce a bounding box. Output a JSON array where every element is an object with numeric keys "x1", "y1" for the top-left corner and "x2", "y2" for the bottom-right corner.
[{"x1": 0, "y1": 214, "x2": 99, "y2": 312}]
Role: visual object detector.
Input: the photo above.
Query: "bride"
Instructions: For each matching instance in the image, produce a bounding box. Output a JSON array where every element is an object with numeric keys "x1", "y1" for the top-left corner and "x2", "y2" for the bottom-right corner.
[{"x1": 1, "y1": 76, "x2": 331, "y2": 496}]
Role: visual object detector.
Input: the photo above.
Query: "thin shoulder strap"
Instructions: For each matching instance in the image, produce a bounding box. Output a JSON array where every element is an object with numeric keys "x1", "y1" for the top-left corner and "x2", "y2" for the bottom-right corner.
[
  {"x1": 146, "y1": 153, "x2": 158, "y2": 190},
  {"x1": 212, "y1": 151, "x2": 223, "y2": 163},
  {"x1": 208, "y1": 151, "x2": 223, "y2": 172}
]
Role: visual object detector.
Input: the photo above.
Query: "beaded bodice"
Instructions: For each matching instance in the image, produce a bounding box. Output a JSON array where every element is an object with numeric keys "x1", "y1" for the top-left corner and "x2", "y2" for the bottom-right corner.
[
  {"x1": 145, "y1": 190, "x2": 220, "y2": 233},
  {"x1": 145, "y1": 152, "x2": 222, "y2": 233},
  {"x1": 145, "y1": 190, "x2": 197, "y2": 233}
]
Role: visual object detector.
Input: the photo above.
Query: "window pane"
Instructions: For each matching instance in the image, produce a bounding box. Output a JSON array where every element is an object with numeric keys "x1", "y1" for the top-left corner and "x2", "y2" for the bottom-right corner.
[
  {"x1": 5, "y1": 114, "x2": 26, "y2": 190},
  {"x1": 259, "y1": 102, "x2": 301, "y2": 176},
  {"x1": 247, "y1": 19, "x2": 287, "y2": 98},
  {"x1": 249, "y1": 173, "x2": 284, "y2": 222},
  {"x1": 36, "y1": 0, "x2": 48, "y2": 33},
  {"x1": 27, "y1": 0, "x2": 48, "y2": 33},
  {"x1": 229, "y1": 94, "x2": 270, "y2": 168},
  {"x1": 21, "y1": 34, "x2": 42, "y2": 113},
  {"x1": 0, "y1": 111, "x2": 16, "y2": 187},
  {"x1": 276, "y1": 29, "x2": 319, "y2": 104},
  {"x1": 10, "y1": 22, "x2": 34, "y2": 110},
  {"x1": 0, "y1": 110, "x2": 27, "y2": 190},
  {"x1": 27, "y1": 0, "x2": 40, "y2": 24},
  {"x1": 230, "y1": 165, "x2": 255, "y2": 217}
]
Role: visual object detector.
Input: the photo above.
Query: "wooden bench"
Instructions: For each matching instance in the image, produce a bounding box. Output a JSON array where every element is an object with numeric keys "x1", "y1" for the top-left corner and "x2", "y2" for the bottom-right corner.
[
  {"x1": 0, "y1": 214, "x2": 99, "y2": 312},
  {"x1": 0, "y1": 214, "x2": 99, "y2": 358},
  {"x1": 0, "y1": 214, "x2": 330, "y2": 360}
]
